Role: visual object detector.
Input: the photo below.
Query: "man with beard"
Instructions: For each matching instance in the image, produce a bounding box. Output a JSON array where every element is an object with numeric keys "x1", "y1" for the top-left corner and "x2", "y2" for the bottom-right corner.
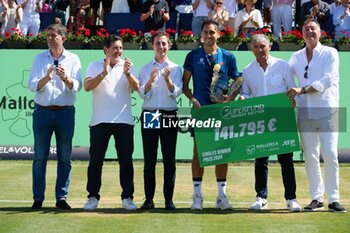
[
  {"x1": 182, "y1": 19, "x2": 239, "y2": 210},
  {"x1": 83, "y1": 35, "x2": 140, "y2": 211}
]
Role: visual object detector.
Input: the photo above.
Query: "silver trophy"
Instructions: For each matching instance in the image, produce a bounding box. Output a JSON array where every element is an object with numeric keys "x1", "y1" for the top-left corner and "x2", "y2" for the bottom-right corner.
[
  {"x1": 226, "y1": 76, "x2": 243, "y2": 101},
  {"x1": 210, "y1": 64, "x2": 227, "y2": 103},
  {"x1": 210, "y1": 64, "x2": 244, "y2": 102}
]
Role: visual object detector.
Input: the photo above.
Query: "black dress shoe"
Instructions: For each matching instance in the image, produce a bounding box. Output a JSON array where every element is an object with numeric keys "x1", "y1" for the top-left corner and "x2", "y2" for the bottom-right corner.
[
  {"x1": 141, "y1": 199, "x2": 155, "y2": 209},
  {"x1": 56, "y1": 200, "x2": 71, "y2": 209},
  {"x1": 31, "y1": 200, "x2": 43, "y2": 209},
  {"x1": 165, "y1": 200, "x2": 176, "y2": 210}
]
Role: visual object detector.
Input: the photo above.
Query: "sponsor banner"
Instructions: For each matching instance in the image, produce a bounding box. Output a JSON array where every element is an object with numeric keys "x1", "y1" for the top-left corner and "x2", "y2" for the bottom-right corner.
[
  {"x1": 0, "y1": 145, "x2": 90, "y2": 160},
  {"x1": 192, "y1": 93, "x2": 301, "y2": 167}
]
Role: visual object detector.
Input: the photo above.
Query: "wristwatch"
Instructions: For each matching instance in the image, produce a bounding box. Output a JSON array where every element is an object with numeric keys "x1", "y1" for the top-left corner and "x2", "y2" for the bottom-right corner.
[{"x1": 301, "y1": 86, "x2": 307, "y2": 95}]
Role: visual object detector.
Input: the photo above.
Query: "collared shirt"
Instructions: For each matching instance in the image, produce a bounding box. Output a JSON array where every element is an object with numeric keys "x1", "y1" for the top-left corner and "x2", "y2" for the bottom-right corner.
[
  {"x1": 86, "y1": 59, "x2": 137, "y2": 126},
  {"x1": 235, "y1": 8, "x2": 263, "y2": 31},
  {"x1": 28, "y1": 49, "x2": 82, "y2": 106},
  {"x1": 241, "y1": 56, "x2": 295, "y2": 98},
  {"x1": 138, "y1": 58, "x2": 183, "y2": 111},
  {"x1": 289, "y1": 43, "x2": 339, "y2": 119}
]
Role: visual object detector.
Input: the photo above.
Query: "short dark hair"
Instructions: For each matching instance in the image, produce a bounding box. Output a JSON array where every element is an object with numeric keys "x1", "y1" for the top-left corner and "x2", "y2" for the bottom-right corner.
[
  {"x1": 302, "y1": 18, "x2": 321, "y2": 29},
  {"x1": 47, "y1": 24, "x2": 67, "y2": 37},
  {"x1": 151, "y1": 31, "x2": 170, "y2": 45},
  {"x1": 201, "y1": 19, "x2": 220, "y2": 32},
  {"x1": 104, "y1": 34, "x2": 123, "y2": 48}
]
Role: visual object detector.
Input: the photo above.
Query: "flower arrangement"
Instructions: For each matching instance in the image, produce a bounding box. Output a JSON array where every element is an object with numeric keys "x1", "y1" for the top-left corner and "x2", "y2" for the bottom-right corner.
[
  {"x1": 144, "y1": 30, "x2": 159, "y2": 43},
  {"x1": 66, "y1": 27, "x2": 90, "y2": 44},
  {"x1": 218, "y1": 26, "x2": 239, "y2": 44},
  {"x1": 89, "y1": 27, "x2": 109, "y2": 44},
  {"x1": 3, "y1": 28, "x2": 29, "y2": 44},
  {"x1": 118, "y1": 28, "x2": 143, "y2": 43},
  {"x1": 319, "y1": 31, "x2": 333, "y2": 45},
  {"x1": 335, "y1": 30, "x2": 350, "y2": 46},
  {"x1": 31, "y1": 31, "x2": 48, "y2": 44},
  {"x1": 176, "y1": 30, "x2": 200, "y2": 43},
  {"x1": 166, "y1": 28, "x2": 176, "y2": 44},
  {"x1": 279, "y1": 30, "x2": 303, "y2": 45},
  {"x1": 237, "y1": 31, "x2": 251, "y2": 44}
]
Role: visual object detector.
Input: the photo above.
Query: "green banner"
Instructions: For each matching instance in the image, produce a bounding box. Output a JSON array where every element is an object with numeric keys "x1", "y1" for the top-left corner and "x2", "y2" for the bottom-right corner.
[{"x1": 192, "y1": 93, "x2": 301, "y2": 167}]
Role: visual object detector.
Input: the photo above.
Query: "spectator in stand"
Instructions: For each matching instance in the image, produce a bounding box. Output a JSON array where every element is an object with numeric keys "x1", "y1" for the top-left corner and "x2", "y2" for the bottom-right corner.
[
  {"x1": 111, "y1": 0, "x2": 130, "y2": 12},
  {"x1": 223, "y1": 0, "x2": 238, "y2": 33},
  {"x1": 263, "y1": 0, "x2": 272, "y2": 28},
  {"x1": 332, "y1": 0, "x2": 350, "y2": 39},
  {"x1": 192, "y1": 0, "x2": 213, "y2": 36},
  {"x1": 271, "y1": 0, "x2": 293, "y2": 40},
  {"x1": 17, "y1": 0, "x2": 42, "y2": 36},
  {"x1": 69, "y1": 0, "x2": 91, "y2": 32},
  {"x1": 41, "y1": 2, "x2": 51, "y2": 12},
  {"x1": 235, "y1": 0, "x2": 263, "y2": 35},
  {"x1": 140, "y1": 0, "x2": 170, "y2": 32},
  {"x1": 128, "y1": 0, "x2": 143, "y2": 12},
  {"x1": 90, "y1": 0, "x2": 112, "y2": 26},
  {"x1": 208, "y1": 0, "x2": 229, "y2": 31},
  {"x1": 329, "y1": 0, "x2": 341, "y2": 14},
  {"x1": 1, "y1": 0, "x2": 23, "y2": 37},
  {"x1": 49, "y1": 0, "x2": 69, "y2": 25},
  {"x1": 174, "y1": 0, "x2": 193, "y2": 13},
  {"x1": 300, "y1": 0, "x2": 331, "y2": 31}
]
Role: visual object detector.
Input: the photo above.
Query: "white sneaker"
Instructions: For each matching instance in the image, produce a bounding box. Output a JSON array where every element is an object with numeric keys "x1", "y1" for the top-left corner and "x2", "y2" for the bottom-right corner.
[
  {"x1": 214, "y1": 195, "x2": 233, "y2": 210},
  {"x1": 83, "y1": 197, "x2": 99, "y2": 210},
  {"x1": 191, "y1": 194, "x2": 203, "y2": 210},
  {"x1": 122, "y1": 198, "x2": 137, "y2": 210},
  {"x1": 287, "y1": 199, "x2": 301, "y2": 212},
  {"x1": 249, "y1": 197, "x2": 268, "y2": 210}
]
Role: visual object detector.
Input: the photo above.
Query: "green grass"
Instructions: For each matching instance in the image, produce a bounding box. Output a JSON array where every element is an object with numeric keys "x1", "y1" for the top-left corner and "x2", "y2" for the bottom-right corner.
[{"x1": 0, "y1": 161, "x2": 349, "y2": 233}]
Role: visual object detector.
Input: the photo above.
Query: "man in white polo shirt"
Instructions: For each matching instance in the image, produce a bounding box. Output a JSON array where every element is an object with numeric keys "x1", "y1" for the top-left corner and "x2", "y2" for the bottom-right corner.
[{"x1": 83, "y1": 35, "x2": 140, "y2": 211}]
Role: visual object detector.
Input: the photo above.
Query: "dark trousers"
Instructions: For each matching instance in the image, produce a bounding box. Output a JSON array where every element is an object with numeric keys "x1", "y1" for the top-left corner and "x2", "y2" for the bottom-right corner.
[
  {"x1": 141, "y1": 110, "x2": 178, "y2": 202},
  {"x1": 87, "y1": 123, "x2": 134, "y2": 200},
  {"x1": 255, "y1": 153, "x2": 297, "y2": 200}
]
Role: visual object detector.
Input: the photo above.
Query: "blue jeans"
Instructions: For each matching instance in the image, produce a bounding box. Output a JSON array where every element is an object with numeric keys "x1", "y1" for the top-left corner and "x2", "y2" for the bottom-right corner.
[
  {"x1": 192, "y1": 16, "x2": 207, "y2": 36},
  {"x1": 32, "y1": 104, "x2": 75, "y2": 202}
]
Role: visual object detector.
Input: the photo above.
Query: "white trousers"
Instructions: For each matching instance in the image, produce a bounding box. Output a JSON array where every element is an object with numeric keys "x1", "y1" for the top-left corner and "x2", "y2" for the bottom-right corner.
[
  {"x1": 298, "y1": 114, "x2": 340, "y2": 203},
  {"x1": 271, "y1": 5, "x2": 292, "y2": 40},
  {"x1": 20, "y1": 17, "x2": 40, "y2": 37}
]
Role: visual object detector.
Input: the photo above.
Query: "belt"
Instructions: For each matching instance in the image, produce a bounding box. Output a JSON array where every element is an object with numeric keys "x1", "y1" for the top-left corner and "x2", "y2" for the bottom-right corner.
[{"x1": 36, "y1": 104, "x2": 69, "y2": 110}]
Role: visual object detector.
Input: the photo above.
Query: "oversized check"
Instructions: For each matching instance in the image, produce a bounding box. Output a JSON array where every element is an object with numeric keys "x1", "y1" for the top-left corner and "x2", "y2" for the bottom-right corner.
[{"x1": 191, "y1": 93, "x2": 300, "y2": 167}]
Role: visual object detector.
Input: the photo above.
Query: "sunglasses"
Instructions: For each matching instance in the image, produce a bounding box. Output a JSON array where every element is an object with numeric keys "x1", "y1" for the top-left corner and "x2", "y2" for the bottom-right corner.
[
  {"x1": 216, "y1": 2, "x2": 223, "y2": 4},
  {"x1": 304, "y1": 65, "x2": 308, "y2": 79}
]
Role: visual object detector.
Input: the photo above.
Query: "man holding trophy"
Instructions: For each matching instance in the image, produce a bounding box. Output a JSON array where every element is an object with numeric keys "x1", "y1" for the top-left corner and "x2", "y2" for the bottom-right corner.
[{"x1": 182, "y1": 19, "x2": 240, "y2": 210}]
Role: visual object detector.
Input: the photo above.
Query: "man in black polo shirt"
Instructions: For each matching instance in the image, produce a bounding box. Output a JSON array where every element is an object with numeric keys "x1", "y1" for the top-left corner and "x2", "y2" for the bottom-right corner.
[{"x1": 140, "y1": 0, "x2": 170, "y2": 32}]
